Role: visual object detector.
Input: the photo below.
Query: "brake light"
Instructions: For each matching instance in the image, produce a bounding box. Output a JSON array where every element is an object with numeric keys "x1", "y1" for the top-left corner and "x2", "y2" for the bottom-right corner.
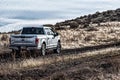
[{"x1": 35, "y1": 38, "x2": 39, "y2": 44}]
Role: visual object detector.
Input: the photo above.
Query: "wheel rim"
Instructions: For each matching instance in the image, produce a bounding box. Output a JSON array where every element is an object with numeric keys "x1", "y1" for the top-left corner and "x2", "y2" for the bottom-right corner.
[{"x1": 42, "y1": 44, "x2": 46, "y2": 55}]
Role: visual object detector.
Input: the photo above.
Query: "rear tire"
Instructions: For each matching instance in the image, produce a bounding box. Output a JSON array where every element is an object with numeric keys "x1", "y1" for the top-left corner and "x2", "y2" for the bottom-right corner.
[
  {"x1": 54, "y1": 42, "x2": 61, "y2": 54},
  {"x1": 41, "y1": 43, "x2": 46, "y2": 56}
]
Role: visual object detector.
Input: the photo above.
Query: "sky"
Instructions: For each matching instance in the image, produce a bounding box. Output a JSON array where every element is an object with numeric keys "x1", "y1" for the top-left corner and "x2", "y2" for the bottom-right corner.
[
  {"x1": 0, "y1": 0, "x2": 120, "y2": 32},
  {"x1": 0, "y1": 0, "x2": 120, "y2": 20}
]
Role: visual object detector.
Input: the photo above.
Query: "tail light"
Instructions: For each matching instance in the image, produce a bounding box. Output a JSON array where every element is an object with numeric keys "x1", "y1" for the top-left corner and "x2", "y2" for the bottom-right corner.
[{"x1": 35, "y1": 38, "x2": 39, "y2": 44}]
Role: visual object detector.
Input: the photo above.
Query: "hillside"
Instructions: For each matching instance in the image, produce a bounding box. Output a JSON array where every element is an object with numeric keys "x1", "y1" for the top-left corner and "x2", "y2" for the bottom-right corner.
[{"x1": 55, "y1": 8, "x2": 120, "y2": 29}]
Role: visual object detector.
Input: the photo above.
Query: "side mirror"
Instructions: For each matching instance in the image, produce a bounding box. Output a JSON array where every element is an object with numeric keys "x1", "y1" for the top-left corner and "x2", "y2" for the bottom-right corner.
[{"x1": 54, "y1": 32, "x2": 58, "y2": 37}]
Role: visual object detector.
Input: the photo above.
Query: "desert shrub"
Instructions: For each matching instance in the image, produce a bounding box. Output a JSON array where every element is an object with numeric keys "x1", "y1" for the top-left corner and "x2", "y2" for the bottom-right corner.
[
  {"x1": 1, "y1": 34, "x2": 8, "y2": 41},
  {"x1": 86, "y1": 27, "x2": 98, "y2": 31},
  {"x1": 69, "y1": 21, "x2": 79, "y2": 28},
  {"x1": 55, "y1": 23, "x2": 66, "y2": 30},
  {"x1": 50, "y1": 73, "x2": 66, "y2": 80},
  {"x1": 99, "y1": 60, "x2": 120, "y2": 73},
  {"x1": 83, "y1": 23, "x2": 89, "y2": 28},
  {"x1": 75, "y1": 19, "x2": 82, "y2": 24},
  {"x1": 84, "y1": 34, "x2": 96, "y2": 41}
]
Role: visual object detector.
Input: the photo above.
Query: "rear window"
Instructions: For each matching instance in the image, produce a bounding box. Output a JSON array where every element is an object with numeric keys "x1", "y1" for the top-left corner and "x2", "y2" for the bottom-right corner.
[{"x1": 21, "y1": 27, "x2": 45, "y2": 34}]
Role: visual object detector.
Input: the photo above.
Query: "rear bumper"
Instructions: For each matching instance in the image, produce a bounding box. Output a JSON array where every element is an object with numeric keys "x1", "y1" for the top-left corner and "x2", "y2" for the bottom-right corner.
[{"x1": 9, "y1": 45, "x2": 40, "y2": 50}]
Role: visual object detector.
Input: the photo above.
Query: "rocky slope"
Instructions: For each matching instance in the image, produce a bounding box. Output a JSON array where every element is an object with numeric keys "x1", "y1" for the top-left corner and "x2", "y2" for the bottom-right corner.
[{"x1": 55, "y1": 8, "x2": 120, "y2": 29}]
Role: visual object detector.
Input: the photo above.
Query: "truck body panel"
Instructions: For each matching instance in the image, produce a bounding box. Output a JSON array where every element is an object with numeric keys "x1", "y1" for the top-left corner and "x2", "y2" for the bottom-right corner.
[{"x1": 9, "y1": 26, "x2": 60, "y2": 52}]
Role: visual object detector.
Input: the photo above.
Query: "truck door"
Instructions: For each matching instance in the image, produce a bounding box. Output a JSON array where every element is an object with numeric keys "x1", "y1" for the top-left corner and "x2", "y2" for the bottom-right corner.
[
  {"x1": 49, "y1": 28, "x2": 58, "y2": 47},
  {"x1": 44, "y1": 28, "x2": 54, "y2": 48}
]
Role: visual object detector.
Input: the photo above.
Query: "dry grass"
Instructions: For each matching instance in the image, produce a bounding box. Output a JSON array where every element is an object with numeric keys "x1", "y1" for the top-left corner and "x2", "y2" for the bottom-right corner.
[
  {"x1": 0, "y1": 47, "x2": 120, "y2": 80},
  {"x1": 0, "y1": 34, "x2": 10, "y2": 47},
  {"x1": 58, "y1": 22, "x2": 120, "y2": 49},
  {"x1": 46, "y1": 48, "x2": 120, "y2": 80},
  {"x1": 0, "y1": 22, "x2": 120, "y2": 49}
]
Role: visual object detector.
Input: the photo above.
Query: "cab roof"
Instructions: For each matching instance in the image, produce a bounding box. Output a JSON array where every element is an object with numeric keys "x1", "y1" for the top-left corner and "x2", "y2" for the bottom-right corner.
[{"x1": 23, "y1": 25, "x2": 51, "y2": 29}]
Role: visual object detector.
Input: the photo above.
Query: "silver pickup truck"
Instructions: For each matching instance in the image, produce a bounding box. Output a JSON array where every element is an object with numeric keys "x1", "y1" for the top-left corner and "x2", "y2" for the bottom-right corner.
[{"x1": 9, "y1": 25, "x2": 61, "y2": 55}]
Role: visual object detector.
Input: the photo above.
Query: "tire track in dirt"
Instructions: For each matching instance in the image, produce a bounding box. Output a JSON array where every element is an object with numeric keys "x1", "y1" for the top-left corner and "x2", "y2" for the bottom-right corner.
[
  {"x1": 62, "y1": 42, "x2": 120, "y2": 54},
  {"x1": 0, "y1": 41, "x2": 120, "y2": 62}
]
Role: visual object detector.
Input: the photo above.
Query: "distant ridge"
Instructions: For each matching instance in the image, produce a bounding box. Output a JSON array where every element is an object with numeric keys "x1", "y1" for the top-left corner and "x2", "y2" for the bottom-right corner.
[{"x1": 55, "y1": 8, "x2": 120, "y2": 29}]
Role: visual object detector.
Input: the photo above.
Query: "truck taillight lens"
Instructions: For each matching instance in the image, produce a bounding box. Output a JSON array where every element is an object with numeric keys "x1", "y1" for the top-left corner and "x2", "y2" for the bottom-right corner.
[{"x1": 35, "y1": 38, "x2": 39, "y2": 44}]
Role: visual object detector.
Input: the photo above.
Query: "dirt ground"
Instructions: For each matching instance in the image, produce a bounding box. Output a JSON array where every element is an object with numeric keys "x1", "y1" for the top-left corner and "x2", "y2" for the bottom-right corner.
[{"x1": 0, "y1": 45, "x2": 119, "y2": 80}]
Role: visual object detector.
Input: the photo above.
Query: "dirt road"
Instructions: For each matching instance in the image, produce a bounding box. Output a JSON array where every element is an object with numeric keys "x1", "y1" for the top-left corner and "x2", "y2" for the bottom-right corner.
[{"x1": 0, "y1": 42, "x2": 120, "y2": 80}]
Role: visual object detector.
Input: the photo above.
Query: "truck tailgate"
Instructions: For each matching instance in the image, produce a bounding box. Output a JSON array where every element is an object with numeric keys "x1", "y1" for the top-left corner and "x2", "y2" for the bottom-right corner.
[{"x1": 11, "y1": 35, "x2": 37, "y2": 46}]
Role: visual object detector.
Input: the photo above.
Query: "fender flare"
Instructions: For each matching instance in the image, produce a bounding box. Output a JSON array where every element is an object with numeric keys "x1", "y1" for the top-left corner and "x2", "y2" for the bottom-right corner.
[{"x1": 40, "y1": 38, "x2": 47, "y2": 47}]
